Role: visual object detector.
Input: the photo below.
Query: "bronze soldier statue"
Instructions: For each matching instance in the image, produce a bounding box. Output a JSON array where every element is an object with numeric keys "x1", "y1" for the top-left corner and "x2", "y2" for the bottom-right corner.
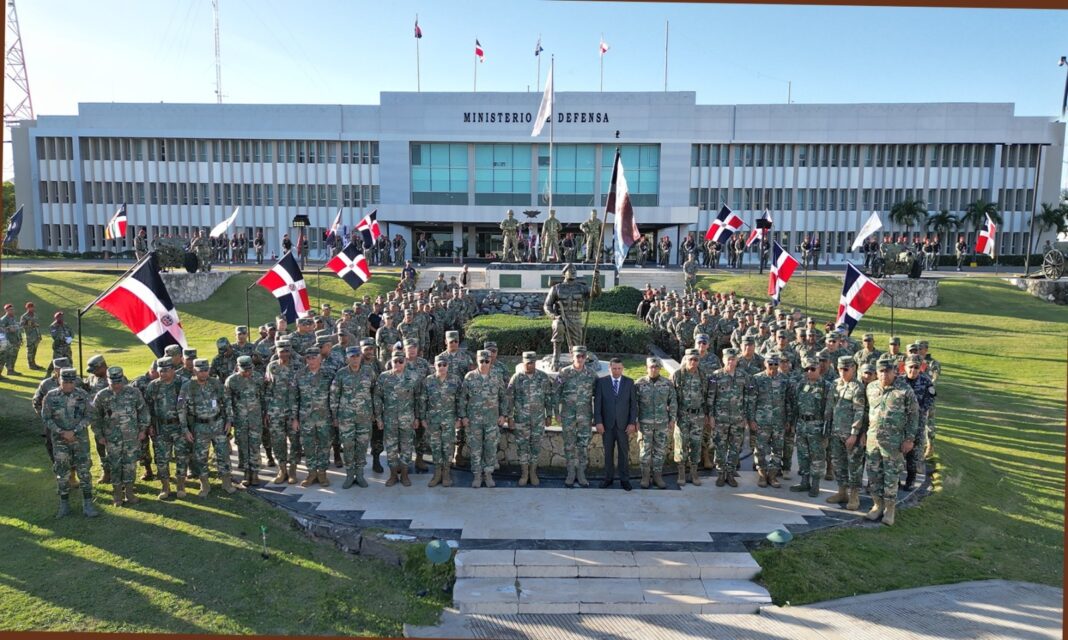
[{"x1": 543, "y1": 263, "x2": 600, "y2": 371}]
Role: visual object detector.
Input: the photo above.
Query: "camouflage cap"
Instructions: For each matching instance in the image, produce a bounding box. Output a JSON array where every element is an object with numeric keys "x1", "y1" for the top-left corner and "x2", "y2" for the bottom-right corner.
[
  {"x1": 321, "y1": 303, "x2": 332, "y2": 310},
  {"x1": 484, "y1": 341, "x2": 498, "y2": 350},
  {"x1": 156, "y1": 358, "x2": 174, "y2": 370},
  {"x1": 837, "y1": 356, "x2": 855, "y2": 368},
  {"x1": 446, "y1": 331, "x2": 460, "y2": 342},
  {"x1": 216, "y1": 337, "x2": 231, "y2": 348},
  {"x1": 164, "y1": 344, "x2": 183, "y2": 357},
  {"x1": 862, "y1": 333, "x2": 874, "y2": 342},
  {"x1": 907, "y1": 342, "x2": 921, "y2": 352},
  {"x1": 275, "y1": 338, "x2": 291, "y2": 350},
  {"x1": 765, "y1": 353, "x2": 781, "y2": 365},
  {"x1": 313, "y1": 316, "x2": 324, "y2": 324},
  {"x1": 304, "y1": 348, "x2": 321, "y2": 358},
  {"x1": 646, "y1": 357, "x2": 662, "y2": 367},
  {"x1": 183, "y1": 348, "x2": 198, "y2": 358},
  {"x1": 888, "y1": 336, "x2": 901, "y2": 345},
  {"x1": 571, "y1": 345, "x2": 588, "y2": 354},
  {"x1": 60, "y1": 367, "x2": 78, "y2": 382},
  {"x1": 684, "y1": 348, "x2": 699, "y2": 359},
  {"x1": 521, "y1": 351, "x2": 538, "y2": 362},
  {"x1": 235, "y1": 325, "x2": 248, "y2": 335},
  {"x1": 193, "y1": 359, "x2": 210, "y2": 371},
  {"x1": 392, "y1": 350, "x2": 406, "y2": 361},
  {"x1": 695, "y1": 333, "x2": 709, "y2": 344},
  {"x1": 805, "y1": 329, "x2": 818, "y2": 337},
  {"x1": 87, "y1": 354, "x2": 106, "y2": 369},
  {"x1": 359, "y1": 338, "x2": 376, "y2": 348},
  {"x1": 314, "y1": 330, "x2": 331, "y2": 339},
  {"x1": 722, "y1": 348, "x2": 739, "y2": 359},
  {"x1": 906, "y1": 355, "x2": 924, "y2": 367},
  {"x1": 297, "y1": 317, "x2": 314, "y2": 326},
  {"x1": 434, "y1": 355, "x2": 449, "y2": 365},
  {"x1": 817, "y1": 350, "x2": 830, "y2": 361},
  {"x1": 918, "y1": 340, "x2": 929, "y2": 348},
  {"x1": 806, "y1": 317, "x2": 816, "y2": 324},
  {"x1": 316, "y1": 336, "x2": 332, "y2": 346},
  {"x1": 741, "y1": 335, "x2": 756, "y2": 345},
  {"x1": 801, "y1": 357, "x2": 819, "y2": 369},
  {"x1": 876, "y1": 356, "x2": 896, "y2": 370},
  {"x1": 345, "y1": 346, "x2": 361, "y2": 357},
  {"x1": 237, "y1": 356, "x2": 254, "y2": 370},
  {"x1": 860, "y1": 363, "x2": 877, "y2": 375},
  {"x1": 342, "y1": 308, "x2": 354, "y2": 315},
  {"x1": 403, "y1": 338, "x2": 419, "y2": 348},
  {"x1": 52, "y1": 357, "x2": 71, "y2": 369},
  {"x1": 106, "y1": 366, "x2": 124, "y2": 382},
  {"x1": 476, "y1": 349, "x2": 492, "y2": 361}
]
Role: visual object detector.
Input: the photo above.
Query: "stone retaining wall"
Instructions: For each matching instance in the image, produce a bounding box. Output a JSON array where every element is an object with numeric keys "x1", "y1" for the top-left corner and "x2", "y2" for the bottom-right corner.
[
  {"x1": 874, "y1": 278, "x2": 938, "y2": 309},
  {"x1": 470, "y1": 291, "x2": 546, "y2": 318},
  {"x1": 160, "y1": 272, "x2": 235, "y2": 304},
  {"x1": 1005, "y1": 277, "x2": 1068, "y2": 305}
]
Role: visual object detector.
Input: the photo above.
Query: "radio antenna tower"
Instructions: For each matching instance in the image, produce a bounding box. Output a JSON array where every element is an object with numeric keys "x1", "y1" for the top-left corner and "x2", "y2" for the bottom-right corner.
[
  {"x1": 212, "y1": 0, "x2": 223, "y2": 103},
  {"x1": 5, "y1": 0, "x2": 35, "y2": 124}
]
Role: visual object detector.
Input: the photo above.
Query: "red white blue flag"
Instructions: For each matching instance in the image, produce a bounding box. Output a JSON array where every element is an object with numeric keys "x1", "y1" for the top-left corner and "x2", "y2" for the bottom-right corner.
[
  {"x1": 606, "y1": 149, "x2": 639, "y2": 269},
  {"x1": 326, "y1": 242, "x2": 372, "y2": 290},
  {"x1": 475, "y1": 39, "x2": 485, "y2": 62},
  {"x1": 326, "y1": 208, "x2": 343, "y2": 241},
  {"x1": 105, "y1": 204, "x2": 127, "y2": 241},
  {"x1": 96, "y1": 253, "x2": 187, "y2": 357},
  {"x1": 356, "y1": 209, "x2": 382, "y2": 248},
  {"x1": 746, "y1": 209, "x2": 771, "y2": 247},
  {"x1": 704, "y1": 205, "x2": 743, "y2": 242},
  {"x1": 975, "y1": 213, "x2": 996, "y2": 256},
  {"x1": 414, "y1": 18, "x2": 422, "y2": 39},
  {"x1": 836, "y1": 263, "x2": 884, "y2": 335},
  {"x1": 257, "y1": 252, "x2": 311, "y2": 323},
  {"x1": 768, "y1": 242, "x2": 799, "y2": 305}
]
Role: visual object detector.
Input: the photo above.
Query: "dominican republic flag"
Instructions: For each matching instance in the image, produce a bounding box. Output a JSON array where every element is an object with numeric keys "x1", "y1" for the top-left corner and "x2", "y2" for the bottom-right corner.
[
  {"x1": 975, "y1": 213, "x2": 996, "y2": 256},
  {"x1": 414, "y1": 18, "x2": 422, "y2": 38},
  {"x1": 767, "y1": 242, "x2": 799, "y2": 305},
  {"x1": 534, "y1": 36, "x2": 543, "y2": 56},
  {"x1": 105, "y1": 204, "x2": 127, "y2": 240},
  {"x1": 95, "y1": 253, "x2": 187, "y2": 357},
  {"x1": 326, "y1": 208, "x2": 343, "y2": 241},
  {"x1": 746, "y1": 209, "x2": 771, "y2": 247},
  {"x1": 209, "y1": 206, "x2": 241, "y2": 239},
  {"x1": 257, "y1": 252, "x2": 311, "y2": 323},
  {"x1": 326, "y1": 242, "x2": 372, "y2": 290},
  {"x1": 835, "y1": 263, "x2": 884, "y2": 335},
  {"x1": 599, "y1": 37, "x2": 610, "y2": 55},
  {"x1": 704, "y1": 205, "x2": 744, "y2": 242},
  {"x1": 606, "y1": 149, "x2": 640, "y2": 270},
  {"x1": 3, "y1": 205, "x2": 23, "y2": 244},
  {"x1": 475, "y1": 39, "x2": 485, "y2": 62},
  {"x1": 356, "y1": 209, "x2": 383, "y2": 248}
]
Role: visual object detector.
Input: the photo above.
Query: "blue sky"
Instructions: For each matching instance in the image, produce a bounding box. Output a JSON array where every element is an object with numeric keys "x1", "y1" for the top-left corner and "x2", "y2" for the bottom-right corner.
[{"x1": 9, "y1": 1, "x2": 1068, "y2": 182}]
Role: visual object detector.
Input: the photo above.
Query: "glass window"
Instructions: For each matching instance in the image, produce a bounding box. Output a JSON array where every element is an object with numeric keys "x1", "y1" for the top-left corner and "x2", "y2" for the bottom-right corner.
[
  {"x1": 798, "y1": 146, "x2": 807, "y2": 167},
  {"x1": 597, "y1": 144, "x2": 659, "y2": 207},
  {"x1": 411, "y1": 142, "x2": 469, "y2": 204}
]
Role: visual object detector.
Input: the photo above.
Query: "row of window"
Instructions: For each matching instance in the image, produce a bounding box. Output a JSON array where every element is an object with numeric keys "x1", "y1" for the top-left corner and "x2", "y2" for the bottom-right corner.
[
  {"x1": 52, "y1": 181, "x2": 381, "y2": 208},
  {"x1": 690, "y1": 143, "x2": 1041, "y2": 170},
  {"x1": 690, "y1": 187, "x2": 1036, "y2": 214},
  {"x1": 37, "y1": 137, "x2": 381, "y2": 165}
]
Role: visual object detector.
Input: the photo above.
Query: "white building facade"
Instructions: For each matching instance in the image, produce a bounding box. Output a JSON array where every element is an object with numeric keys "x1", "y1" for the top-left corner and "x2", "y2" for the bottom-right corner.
[{"x1": 11, "y1": 92, "x2": 1065, "y2": 263}]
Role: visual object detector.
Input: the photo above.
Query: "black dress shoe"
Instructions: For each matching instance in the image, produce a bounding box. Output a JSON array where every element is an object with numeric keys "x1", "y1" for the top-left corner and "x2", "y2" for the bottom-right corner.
[
  {"x1": 599, "y1": 478, "x2": 613, "y2": 488},
  {"x1": 621, "y1": 480, "x2": 633, "y2": 491}
]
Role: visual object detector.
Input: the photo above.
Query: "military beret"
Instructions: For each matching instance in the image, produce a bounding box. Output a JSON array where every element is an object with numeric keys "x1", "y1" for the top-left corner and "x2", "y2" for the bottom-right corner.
[
  {"x1": 359, "y1": 338, "x2": 376, "y2": 348},
  {"x1": 446, "y1": 331, "x2": 460, "y2": 341},
  {"x1": 53, "y1": 311, "x2": 64, "y2": 319},
  {"x1": 907, "y1": 342, "x2": 921, "y2": 352},
  {"x1": 403, "y1": 338, "x2": 419, "y2": 347},
  {"x1": 156, "y1": 358, "x2": 174, "y2": 370},
  {"x1": 235, "y1": 325, "x2": 248, "y2": 335},
  {"x1": 571, "y1": 345, "x2": 588, "y2": 354},
  {"x1": 888, "y1": 336, "x2": 901, "y2": 345},
  {"x1": 164, "y1": 345, "x2": 183, "y2": 357},
  {"x1": 53, "y1": 357, "x2": 71, "y2": 369},
  {"x1": 298, "y1": 317, "x2": 314, "y2": 326},
  {"x1": 345, "y1": 346, "x2": 361, "y2": 357},
  {"x1": 646, "y1": 357, "x2": 662, "y2": 366},
  {"x1": 87, "y1": 355, "x2": 106, "y2": 369},
  {"x1": 695, "y1": 333, "x2": 710, "y2": 343},
  {"x1": 906, "y1": 355, "x2": 924, "y2": 367},
  {"x1": 861, "y1": 363, "x2": 877, "y2": 375},
  {"x1": 837, "y1": 356, "x2": 855, "y2": 368},
  {"x1": 183, "y1": 348, "x2": 198, "y2": 358},
  {"x1": 216, "y1": 337, "x2": 230, "y2": 348},
  {"x1": 193, "y1": 359, "x2": 210, "y2": 371},
  {"x1": 722, "y1": 348, "x2": 739, "y2": 359},
  {"x1": 476, "y1": 350, "x2": 492, "y2": 361},
  {"x1": 522, "y1": 351, "x2": 538, "y2": 362},
  {"x1": 801, "y1": 357, "x2": 819, "y2": 369},
  {"x1": 862, "y1": 333, "x2": 874, "y2": 341},
  {"x1": 237, "y1": 356, "x2": 254, "y2": 370},
  {"x1": 765, "y1": 354, "x2": 781, "y2": 365},
  {"x1": 484, "y1": 341, "x2": 498, "y2": 350},
  {"x1": 60, "y1": 367, "x2": 78, "y2": 382},
  {"x1": 684, "y1": 348, "x2": 699, "y2": 358},
  {"x1": 742, "y1": 335, "x2": 756, "y2": 345},
  {"x1": 304, "y1": 348, "x2": 321, "y2": 357}
]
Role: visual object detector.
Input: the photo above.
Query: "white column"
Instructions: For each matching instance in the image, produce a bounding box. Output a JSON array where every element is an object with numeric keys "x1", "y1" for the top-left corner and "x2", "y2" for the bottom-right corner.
[
  {"x1": 466, "y1": 225, "x2": 477, "y2": 258},
  {"x1": 452, "y1": 222, "x2": 463, "y2": 262}
]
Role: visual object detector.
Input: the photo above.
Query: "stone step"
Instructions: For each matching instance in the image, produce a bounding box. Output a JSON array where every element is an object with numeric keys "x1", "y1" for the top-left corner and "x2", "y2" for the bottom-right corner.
[
  {"x1": 453, "y1": 577, "x2": 771, "y2": 615},
  {"x1": 617, "y1": 268, "x2": 685, "y2": 291},
  {"x1": 455, "y1": 550, "x2": 760, "y2": 580}
]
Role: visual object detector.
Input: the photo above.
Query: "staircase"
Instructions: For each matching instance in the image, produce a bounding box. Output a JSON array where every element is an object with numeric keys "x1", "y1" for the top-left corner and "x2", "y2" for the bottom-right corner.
[
  {"x1": 618, "y1": 267, "x2": 685, "y2": 292},
  {"x1": 453, "y1": 549, "x2": 770, "y2": 614},
  {"x1": 414, "y1": 266, "x2": 487, "y2": 290}
]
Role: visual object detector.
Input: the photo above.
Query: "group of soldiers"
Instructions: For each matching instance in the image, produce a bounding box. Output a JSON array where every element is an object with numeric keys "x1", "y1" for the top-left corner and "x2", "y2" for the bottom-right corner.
[
  {"x1": 636, "y1": 285, "x2": 939, "y2": 525},
  {"x1": 498, "y1": 209, "x2": 605, "y2": 264}
]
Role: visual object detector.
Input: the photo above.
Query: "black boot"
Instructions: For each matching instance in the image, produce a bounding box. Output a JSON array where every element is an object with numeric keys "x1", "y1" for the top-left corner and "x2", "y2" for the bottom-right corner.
[{"x1": 372, "y1": 453, "x2": 384, "y2": 474}]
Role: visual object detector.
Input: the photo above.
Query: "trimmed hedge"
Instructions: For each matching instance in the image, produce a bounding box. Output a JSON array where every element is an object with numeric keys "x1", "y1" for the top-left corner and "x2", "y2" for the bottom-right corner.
[
  {"x1": 589, "y1": 286, "x2": 643, "y2": 315},
  {"x1": 466, "y1": 311, "x2": 651, "y2": 355}
]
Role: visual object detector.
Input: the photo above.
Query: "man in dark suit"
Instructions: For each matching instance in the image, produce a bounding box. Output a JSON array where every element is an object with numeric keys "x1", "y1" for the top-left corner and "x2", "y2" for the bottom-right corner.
[{"x1": 594, "y1": 358, "x2": 638, "y2": 490}]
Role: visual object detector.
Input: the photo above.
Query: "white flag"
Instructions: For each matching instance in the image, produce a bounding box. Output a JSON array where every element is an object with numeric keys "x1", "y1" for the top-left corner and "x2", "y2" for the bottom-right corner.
[
  {"x1": 531, "y1": 66, "x2": 553, "y2": 137},
  {"x1": 210, "y1": 207, "x2": 241, "y2": 239},
  {"x1": 850, "y1": 211, "x2": 883, "y2": 251}
]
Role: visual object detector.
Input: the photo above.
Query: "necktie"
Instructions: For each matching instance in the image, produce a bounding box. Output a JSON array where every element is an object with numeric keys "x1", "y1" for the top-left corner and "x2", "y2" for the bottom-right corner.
[{"x1": 613, "y1": 378, "x2": 620, "y2": 396}]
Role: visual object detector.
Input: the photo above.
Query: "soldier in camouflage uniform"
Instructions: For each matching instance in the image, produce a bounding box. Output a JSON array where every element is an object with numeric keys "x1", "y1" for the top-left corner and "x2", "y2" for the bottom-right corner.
[
  {"x1": 556, "y1": 345, "x2": 598, "y2": 487},
  {"x1": 419, "y1": 354, "x2": 462, "y2": 487},
  {"x1": 0, "y1": 303, "x2": 21, "y2": 375},
  {"x1": 93, "y1": 367, "x2": 150, "y2": 507},
  {"x1": 694, "y1": 334, "x2": 721, "y2": 470},
  {"x1": 635, "y1": 357, "x2": 677, "y2": 490},
  {"x1": 375, "y1": 312, "x2": 402, "y2": 370},
  {"x1": 683, "y1": 254, "x2": 699, "y2": 295},
  {"x1": 176, "y1": 348, "x2": 197, "y2": 384},
  {"x1": 402, "y1": 339, "x2": 432, "y2": 472},
  {"x1": 737, "y1": 336, "x2": 765, "y2": 377},
  {"x1": 319, "y1": 304, "x2": 337, "y2": 333},
  {"x1": 42, "y1": 368, "x2": 100, "y2": 517},
  {"x1": 226, "y1": 356, "x2": 266, "y2": 488},
  {"x1": 673, "y1": 309, "x2": 697, "y2": 362},
  {"x1": 901, "y1": 354, "x2": 935, "y2": 491},
  {"x1": 917, "y1": 340, "x2": 941, "y2": 458},
  {"x1": 707, "y1": 348, "x2": 755, "y2": 488},
  {"x1": 826, "y1": 356, "x2": 867, "y2": 510},
  {"x1": 863, "y1": 357, "x2": 919, "y2": 526},
  {"x1": 787, "y1": 357, "x2": 832, "y2": 497},
  {"x1": 288, "y1": 317, "x2": 316, "y2": 360},
  {"x1": 294, "y1": 349, "x2": 334, "y2": 488},
  {"x1": 330, "y1": 347, "x2": 377, "y2": 489},
  {"x1": 34, "y1": 357, "x2": 70, "y2": 465},
  {"x1": 83, "y1": 355, "x2": 112, "y2": 483},
  {"x1": 373, "y1": 350, "x2": 419, "y2": 487},
  {"x1": 48, "y1": 312, "x2": 74, "y2": 376},
  {"x1": 459, "y1": 350, "x2": 507, "y2": 488},
  {"x1": 178, "y1": 359, "x2": 234, "y2": 497},
  {"x1": 210, "y1": 337, "x2": 237, "y2": 382},
  {"x1": 20, "y1": 302, "x2": 43, "y2": 370},
  {"x1": 191, "y1": 230, "x2": 212, "y2": 272},
  {"x1": 265, "y1": 340, "x2": 299, "y2": 484},
  {"x1": 507, "y1": 352, "x2": 554, "y2": 487},
  {"x1": 672, "y1": 349, "x2": 706, "y2": 486},
  {"x1": 143, "y1": 358, "x2": 191, "y2": 499},
  {"x1": 438, "y1": 330, "x2": 474, "y2": 464},
  {"x1": 751, "y1": 354, "x2": 792, "y2": 489}
]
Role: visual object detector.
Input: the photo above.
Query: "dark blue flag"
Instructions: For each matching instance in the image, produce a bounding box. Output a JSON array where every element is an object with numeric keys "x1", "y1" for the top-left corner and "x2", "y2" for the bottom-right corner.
[{"x1": 4, "y1": 206, "x2": 23, "y2": 244}]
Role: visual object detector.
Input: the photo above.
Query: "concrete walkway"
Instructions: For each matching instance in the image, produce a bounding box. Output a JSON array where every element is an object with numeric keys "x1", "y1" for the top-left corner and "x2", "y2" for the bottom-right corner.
[{"x1": 405, "y1": 579, "x2": 1063, "y2": 639}]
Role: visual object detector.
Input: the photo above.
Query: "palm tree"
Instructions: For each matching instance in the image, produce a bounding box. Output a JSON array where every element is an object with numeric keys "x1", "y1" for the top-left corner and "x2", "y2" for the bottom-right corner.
[
  {"x1": 1032, "y1": 203, "x2": 1068, "y2": 252},
  {"x1": 960, "y1": 198, "x2": 1002, "y2": 232},
  {"x1": 926, "y1": 209, "x2": 959, "y2": 244},
  {"x1": 889, "y1": 198, "x2": 928, "y2": 237}
]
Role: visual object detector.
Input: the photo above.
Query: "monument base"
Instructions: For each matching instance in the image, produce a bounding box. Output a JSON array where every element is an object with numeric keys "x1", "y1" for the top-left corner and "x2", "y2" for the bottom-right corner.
[
  {"x1": 874, "y1": 277, "x2": 938, "y2": 308},
  {"x1": 485, "y1": 262, "x2": 617, "y2": 290}
]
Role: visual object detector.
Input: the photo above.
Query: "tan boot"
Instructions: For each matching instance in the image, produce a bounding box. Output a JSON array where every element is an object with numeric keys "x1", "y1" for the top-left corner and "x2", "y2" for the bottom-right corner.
[
  {"x1": 529, "y1": 463, "x2": 539, "y2": 487},
  {"x1": 471, "y1": 468, "x2": 482, "y2": 488},
  {"x1": 121, "y1": 483, "x2": 138, "y2": 505},
  {"x1": 99, "y1": 468, "x2": 112, "y2": 485},
  {"x1": 441, "y1": 463, "x2": 453, "y2": 487},
  {"x1": 318, "y1": 470, "x2": 330, "y2": 487},
  {"x1": 399, "y1": 466, "x2": 411, "y2": 487},
  {"x1": 768, "y1": 470, "x2": 782, "y2": 489},
  {"x1": 757, "y1": 469, "x2": 768, "y2": 488},
  {"x1": 653, "y1": 470, "x2": 666, "y2": 490},
  {"x1": 483, "y1": 470, "x2": 495, "y2": 488},
  {"x1": 690, "y1": 465, "x2": 702, "y2": 486},
  {"x1": 198, "y1": 474, "x2": 211, "y2": 498},
  {"x1": 221, "y1": 475, "x2": 236, "y2": 494},
  {"x1": 157, "y1": 477, "x2": 171, "y2": 500},
  {"x1": 825, "y1": 485, "x2": 848, "y2": 504},
  {"x1": 677, "y1": 464, "x2": 688, "y2": 486},
  {"x1": 176, "y1": 476, "x2": 187, "y2": 498},
  {"x1": 385, "y1": 466, "x2": 398, "y2": 487},
  {"x1": 428, "y1": 467, "x2": 442, "y2": 487},
  {"x1": 882, "y1": 501, "x2": 896, "y2": 526},
  {"x1": 564, "y1": 464, "x2": 576, "y2": 487},
  {"x1": 845, "y1": 487, "x2": 860, "y2": 511},
  {"x1": 518, "y1": 465, "x2": 529, "y2": 487},
  {"x1": 865, "y1": 496, "x2": 884, "y2": 521},
  {"x1": 300, "y1": 470, "x2": 318, "y2": 488},
  {"x1": 111, "y1": 486, "x2": 123, "y2": 506},
  {"x1": 414, "y1": 456, "x2": 428, "y2": 472},
  {"x1": 287, "y1": 463, "x2": 298, "y2": 485},
  {"x1": 640, "y1": 465, "x2": 651, "y2": 489},
  {"x1": 272, "y1": 466, "x2": 288, "y2": 484},
  {"x1": 701, "y1": 448, "x2": 714, "y2": 470}
]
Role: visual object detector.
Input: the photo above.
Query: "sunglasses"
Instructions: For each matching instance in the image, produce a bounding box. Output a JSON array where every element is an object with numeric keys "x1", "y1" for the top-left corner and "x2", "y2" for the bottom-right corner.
[
  {"x1": 574, "y1": 354, "x2": 587, "y2": 358},
  {"x1": 478, "y1": 359, "x2": 490, "y2": 363},
  {"x1": 393, "y1": 359, "x2": 405, "y2": 363},
  {"x1": 435, "y1": 363, "x2": 448, "y2": 367},
  {"x1": 804, "y1": 367, "x2": 817, "y2": 372},
  {"x1": 448, "y1": 340, "x2": 458, "y2": 344}
]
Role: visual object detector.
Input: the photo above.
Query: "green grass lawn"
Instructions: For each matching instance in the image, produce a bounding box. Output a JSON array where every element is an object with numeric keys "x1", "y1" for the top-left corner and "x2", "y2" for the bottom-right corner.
[
  {"x1": 697, "y1": 272, "x2": 1066, "y2": 605},
  {"x1": 0, "y1": 270, "x2": 456, "y2": 635}
]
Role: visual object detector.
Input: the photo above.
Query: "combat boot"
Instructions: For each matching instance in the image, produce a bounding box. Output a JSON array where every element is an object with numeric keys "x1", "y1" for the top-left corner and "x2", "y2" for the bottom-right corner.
[
  {"x1": 471, "y1": 470, "x2": 482, "y2": 488},
  {"x1": 111, "y1": 486, "x2": 123, "y2": 506},
  {"x1": 385, "y1": 466, "x2": 399, "y2": 487},
  {"x1": 483, "y1": 470, "x2": 495, "y2": 488},
  {"x1": 576, "y1": 465, "x2": 589, "y2": 488},
  {"x1": 343, "y1": 469, "x2": 356, "y2": 489},
  {"x1": 287, "y1": 463, "x2": 298, "y2": 485},
  {"x1": 265, "y1": 447, "x2": 276, "y2": 468},
  {"x1": 176, "y1": 476, "x2": 187, "y2": 498},
  {"x1": 82, "y1": 497, "x2": 100, "y2": 518},
  {"x1": 677, "y1": 463, "x2": 688, "y2": 486},
  {"x1": 726, "y1": 471, "x2": 738, "y2": 488},
  {"x1": 846, "y1": 488, "x2": 860, "y2": 511},
  {"x1": 640, "y1": 465, "x2": 651, "y2": 489},
  {"x1": 56, "y1": 496, "x2": 71, "y2": 518},
  {"x1": 399, "y1": 466, "x2": 411, "y2": 487},
  {"x1": 715, "y1": 471, "x2": 726, "y2": 487},
  {"x1": 881, "y1": 501, "x2": 896, "y2": 526},
  {"x1": 427, "y1": 467, "x2": 442, "y2": 487},
  {"x1": 518, "y1": 465, "x2": 529, "y2": 487},
  {"x1": 780, "y1": 469, "x2": 791, "y2": 480},
  {"x1": 824, "y1": 462, "x2": 834, "y2": 482},
  {"x1": 318, "y1": 470, "x2": 330, "y2": 487},
  {"x1": 141, "y1": 461, "x2": 155, "y2": 481},
  {"x1": 701, "y1": 448, "x2": 714, "y2": 470},
  {"x1": 865, "y1": 496, "x2": 884, "y2": 521},
  {"x1": 272, "y1": 466, "x2": 288, "y2": 484},
  {"x1": 653, "y1": 470, "x2": 666, "y2": 489},
  {"x1": 158, "y1": 477, "x2": 171, "y2": 500},
  {"x1": 690, "y1": 466, "x2": 702, "y2": 486},
  {"x1": 415, "y1": 456, "x2": 428, "y2": 472},
  {"x1": 124, "y1": 483, "x2": 140, "y2": 505},
  {"x1": 757, "y1": 469, "x2": 768, "y2": 488},
  {"x1": 768, "y1": 470, "x2": 782, "y2": 489},
  {"x1": 529, "y1": 464, "x2": 539, "y2": 487},
  {"x1": 564, "y1": 464, "x2": 576, "y2": 487},
  {"x1": 300, "y1": 471, "x2": 318, "y2": 488},
  {"x1": 807, "y1": 475, "x2": 820, "y2": 498},
  {"x1": 825, "y1": 485, "x2": 848, "y2": 504},
  {"x1": 441, "y1": 464, "x2": 452, "y2": 487},
  {"x1": 221, "y1": 475, "x2": 236, "y2": 494},
  {"x1": 789, "y1": 477, "x2": 810, "y2": 493},
  {"x1": 99, "y1": 468, "x2": 112, "y2": 485},
  {"x1": 901, "y1": 469, "x2": 917, "y2": 491},
  {"x1": 332, "y1": 443, "x2": 343, "y2": 468},
  {"x1": 372, "y1": 454, "x2": 384, "y2": 474}
]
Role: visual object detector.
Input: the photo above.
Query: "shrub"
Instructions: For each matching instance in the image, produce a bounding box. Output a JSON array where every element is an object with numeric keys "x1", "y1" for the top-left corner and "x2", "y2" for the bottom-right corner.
[
  {"x1": 589, "y1": 286, "x2": 643, "y2": 315},
  {"x1": 466, "y1": 311, "x2": 651, "y2": 355}
]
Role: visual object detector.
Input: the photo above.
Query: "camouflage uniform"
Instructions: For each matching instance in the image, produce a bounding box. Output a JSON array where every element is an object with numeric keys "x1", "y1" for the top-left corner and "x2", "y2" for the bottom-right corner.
[
  {"x1": 225, "y1": 361, "x2": 266, "y2": 481},
  {"x1": 555, "y1": 352, "x2": 598, "y2": 480},
  {"x1": 375, "y1": 323, "x2": 401, "y2": 369},
  {"x1": 330, "y1": 357, "x2": 377, "y2": 485},
  {"x1": 264, "y1": 353, "x2": 298, "y2": 479},
  {"x1": 373, "y1": 364, "x2": 418, "y2": 470},
  {"x1": 294, "y1": 361, "x2": 334, "y2": 476},
  {"x1": 211, "y1": 342, "x2": 237, "y2": 382},
  {"x1": 33, "y1": 366, "x2": 64, "y2": 462},
  {"x1": 419, "y1": 370, "x2": 461, "y2": 466},
  {"x1": 403, "y1": 350, "x2": 432, "y2": 462},
  {"x1": 42, "y1": 374, "x2": 95, "y2": 502},
  {"x1": 866, "y1": 370, "x2": 919, "y2": 504},
  {"x1": 507, "y1": 359, "x2": 554, "y2": 469},
  {"x1": 92, "y1": 374, "x2": 150, "y2": 487},
  {"x1": 751, "y1": 366, "x2": 792, "y2": 481},
  {"x1": 1, "y1": 312, "x2": 22, "y2": 373},
  {"x1": 671, "y1": 361, "x2": 706, "y2": 478},
  {"x1": 789, "y1": 371, "x2": 832, "y2": 493},
  {"x1": 707, "y1": 363, "x2": 755, "y2": 479},
  {"x1": 828, "y1": 366, "x2": 867, "y2": 494},
  {"x1": 20, "y1": 309, "x2": 42, "y2": 369},
  {"x1": 144, "y1": 371, "x2": 192, "y2": 481},
  {"x1": 459, "y1": 367, "x2": 507, "y2": 475},
  {"x1": 902, "y1": 362, "x2": 935, "y2": 487},
  {"x1": 49, "y1": 320, "x2": 74, "y2": 367},
  {"x1": 634, "y1": 370, "x2": 677, "y2": 478},
  {"x1": 178, "y1": 366, "x2": 232, "y2": 479}
]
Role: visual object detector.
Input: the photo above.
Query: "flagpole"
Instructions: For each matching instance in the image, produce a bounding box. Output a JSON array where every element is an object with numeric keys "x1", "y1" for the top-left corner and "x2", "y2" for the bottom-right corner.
[
  {"x1": 536, "y1": 34, "x2": 541, "y2": 92},
  {"x1": 415, "y1": 15, "x2": 421, "y2": 92},
  {"x1": 600, "y1": 34, "x2": 604, "y2": 92},
  {"x1": 582, "y1": 146, "x2": 618, "y2": 348},
  {"x1": 548, "y1": 55, "x2": 554, "y2": 221},
  {"x1": 245, "y1": 280, "x2": 257, "y2": 338},
  {"x1": 664, "y1": 20, "x2": 669, "y2": 92},
  {"x1": 474, "y1": 42, "x2": 478, "y2": 92}
]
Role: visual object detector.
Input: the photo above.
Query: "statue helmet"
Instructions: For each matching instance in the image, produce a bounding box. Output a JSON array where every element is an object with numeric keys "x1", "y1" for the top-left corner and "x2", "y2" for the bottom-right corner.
[{"x1": 562, "y1": 263, "x2": 577, "y2": 277}]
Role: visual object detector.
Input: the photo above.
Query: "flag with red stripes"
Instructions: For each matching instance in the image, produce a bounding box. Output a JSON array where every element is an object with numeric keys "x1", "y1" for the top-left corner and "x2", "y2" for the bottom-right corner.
[
  {"x1": 95, "y1": 253, "x2": 187, "y2": 357},
  {"x1": 326, "y1": 242, "x2": 372, "y2": 290},
  {"x1": 746, "y1": 209, "x2": 771, "y2": 247},
  {"x1": 475, "y1": 39, "x2": 485, "y2": 62},
  {"x1": 835, "y1": 263, "x2": 884, "y2": 335},
  {"x1": 767, "y1": 242, "x2": 799, "y2": 305},
  {"x1": 105, "y1": 204, "x2": 127, "y2": 240},
  {"x1": 326, "y1": 208, "x2": 343, "y2": 241},
  {"x1": 356, "y1": 209, "x2": 382, "y2": 248},
  {"x1": 606, "y1": 149, "x2": 640, "y2": 270},
  {"x1": 704, "y1": 205, "x2": 744, "y2": 242},
  {"x1": 414, "y1": 18, "x2": 422, "y2": 39},
  {"x1": 257, "y1": 252, "x2": 311, "y2": 323},
  {"x1": 975, "y1": 213, "x2": 996, "y2": 256}
]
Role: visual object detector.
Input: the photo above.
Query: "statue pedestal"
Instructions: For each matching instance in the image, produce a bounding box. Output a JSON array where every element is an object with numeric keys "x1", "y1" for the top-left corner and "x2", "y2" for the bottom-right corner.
[
  {"x1": 485, "y1": 262, "x2": 617, "y2": 291},
  {"x1": 873, "y1": 277, "x2": 939, "y2": 309}
]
